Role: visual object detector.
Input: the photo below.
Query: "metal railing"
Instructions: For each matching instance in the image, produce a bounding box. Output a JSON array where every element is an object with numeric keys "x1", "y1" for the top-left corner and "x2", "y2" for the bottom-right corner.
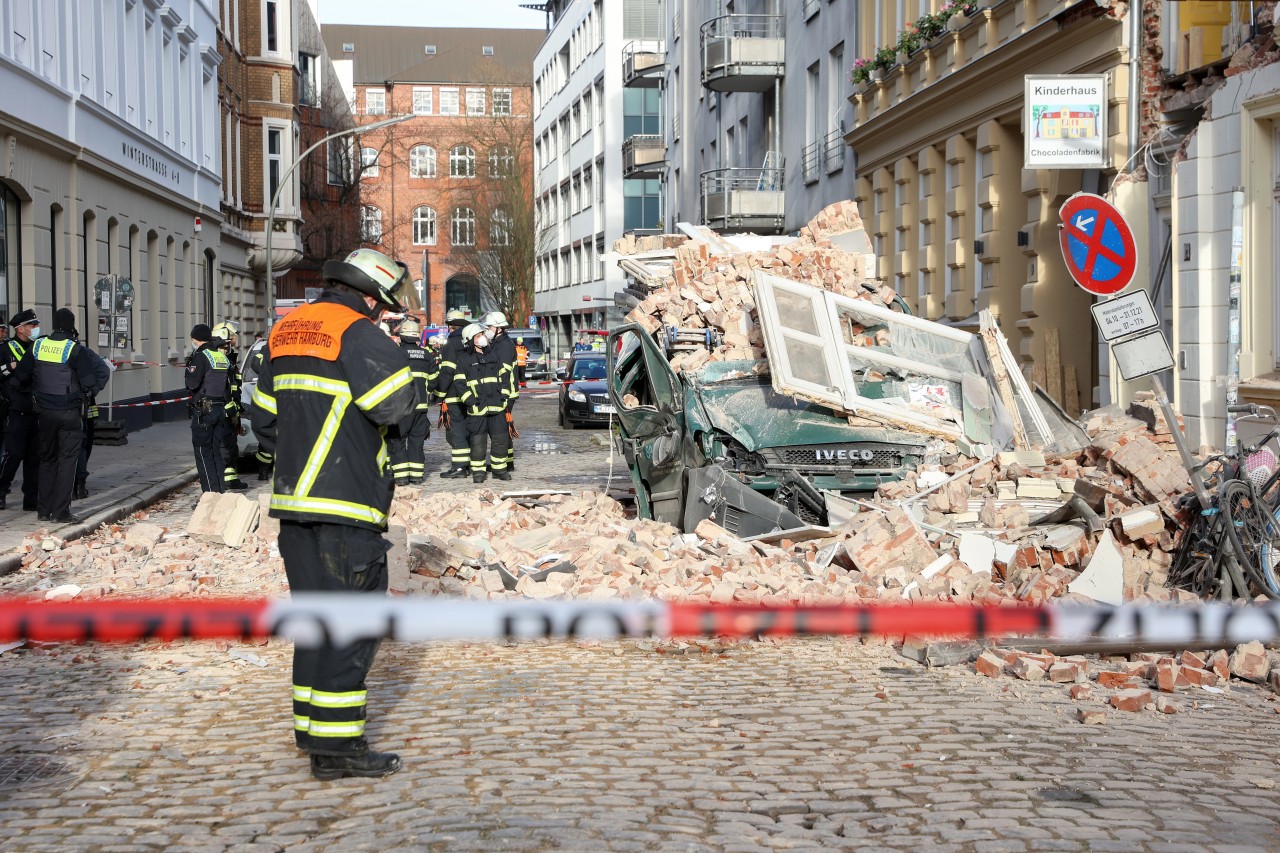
[
  {"x1": 700, "y1": 167, "x2": 784, "y2": 195},
  {"x1": 823, "y1": 128, "x2": 846, "y2": 173},
  {"x1": 622, "y1": 134, "x2": 667, "y2": 176},
  {"x1": 700, "y1": 14, "x2": 785, "y2": 90},
  {"x1": 700, "y1": 13, "x2": 784, "y2": 42},
  {"x1": 700, "y1": 166, "x2": 786, "y2": 233},
  {"x1": 801, "y1": 139, "x2": 822, "y2": 184}
]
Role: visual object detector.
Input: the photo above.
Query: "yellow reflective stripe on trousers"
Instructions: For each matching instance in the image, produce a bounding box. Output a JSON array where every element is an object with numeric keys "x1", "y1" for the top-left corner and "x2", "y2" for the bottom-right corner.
[
  {"x1": 270, "y1": 494, "x2": 387, "y2": 525},
  {"x1": 292, "y1": 685, "x2": 313, "y2": 702},
  {"x1": 354, "y1": 366, "x2": 412, "y2": 410},
  {"x1": 310, "y1": 689, "x2": 367, "y2": 708},
  {"x1": 252, "y1": 386, "x2": 277, "y2": 414},
  {"x1": 294, "y1": 715, "x2": 310, "y2": 731},
  {"x1": 309, "y1": 720, "x2": 366, "y2": 737}
]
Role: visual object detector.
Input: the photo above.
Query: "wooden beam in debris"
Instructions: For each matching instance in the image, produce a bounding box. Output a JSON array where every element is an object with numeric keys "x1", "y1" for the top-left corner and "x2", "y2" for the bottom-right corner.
[{"x1": 979, "y1": 311, "x2": 1030, "y2": 450}]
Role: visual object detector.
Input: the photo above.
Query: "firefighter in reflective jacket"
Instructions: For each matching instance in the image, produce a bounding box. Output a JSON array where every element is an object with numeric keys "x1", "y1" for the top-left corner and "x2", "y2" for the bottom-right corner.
[
  {"x1": 250, "y1": 247, "x2": 418, "y2": 781},
  {"x1": 186, "y1": 323, "x2": 232, "y2": 493},
  {"x1": 446, "y1": 323, "x2": 513, "y2": 484},
  {"x1": 480, "y1": 311, "x2": 518, "y2": 474},
  {"x1": 388, "y1": 317, "x2": 436, "y2": 485},
  {"x1": 432, "y1": 309, "x2": 471, "y2": 478},
  {"x1": 213, "y1": 320, "x2": 249, "y2": 491}
]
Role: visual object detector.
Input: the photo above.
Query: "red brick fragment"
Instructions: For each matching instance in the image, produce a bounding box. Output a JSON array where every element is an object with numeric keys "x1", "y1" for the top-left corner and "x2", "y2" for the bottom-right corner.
[
  {"x1": 974, "y1": 650, "x2": 1006, "y2": 678},
  {"x1": 1068, "y1": 684, "x2": 1092, "y2": 701},
  {"x1": 1110, "y1": 688, "x2": 1154, "y2": 712}
]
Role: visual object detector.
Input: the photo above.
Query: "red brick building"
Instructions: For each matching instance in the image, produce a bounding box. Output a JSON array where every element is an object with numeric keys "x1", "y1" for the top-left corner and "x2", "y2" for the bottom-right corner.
[{"x1": 321, "y1": 25, "x2": 543, "y2": 326}]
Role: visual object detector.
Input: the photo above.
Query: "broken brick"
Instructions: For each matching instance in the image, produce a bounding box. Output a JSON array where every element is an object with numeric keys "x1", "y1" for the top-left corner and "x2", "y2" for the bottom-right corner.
[{"x1": 1110, "y1": 688, "x2": 1154, "y2": 712}]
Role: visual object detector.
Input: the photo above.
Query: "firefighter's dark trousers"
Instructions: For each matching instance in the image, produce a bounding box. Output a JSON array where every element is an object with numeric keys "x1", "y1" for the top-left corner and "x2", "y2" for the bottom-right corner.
[
  {"x1": 37, "y1": 408, "x2": 82, "y2": 520},
  {"x1": 221, "y1": 408, "x2": 241, "y2": 486},
  {"x1": 445, "y1": 408, "x2": 469, "y2": 470},
  {"x1": 0, "y1": 410, "x2": 39, "y2": 505},
  {"x1": 467, "y1": 412, "x2": 511, "y2": 475},
  {"x1": 279, "y1": 520, "x2": 389, "y2": 755},
  {"x1": 390, "y1": 410, "x2": 430, "y2": 482},
  {"x1": 190, "y1": 405, "x2": 227, "y2": 493}
]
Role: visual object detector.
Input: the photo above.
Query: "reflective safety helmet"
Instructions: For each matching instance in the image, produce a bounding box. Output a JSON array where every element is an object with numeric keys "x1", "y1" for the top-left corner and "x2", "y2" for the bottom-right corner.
[
  {"x1": 322, "y1": 248, "x2": 407, "y2": 312},
  {"x1": 460, "y1": 323, "x2": 485, "y2": 344},
  {"x1": 516, "y1": 337, "x2": 524, "y2": 344},
  {"x1": 211, "y1": 320, "x2": 239, "y2": 343},
  {"x1": 429, "y1": 334, "x2": 447, "y2": 348},
  {"x1": 479, "y1": 311, "x2": 509, "y2": 328},
  {"x1": 445, "y1": 308, "x2": 469, "y2": 326},
  {"x1": 399, "y1": 318, "x2": 422, "y2": 338}
]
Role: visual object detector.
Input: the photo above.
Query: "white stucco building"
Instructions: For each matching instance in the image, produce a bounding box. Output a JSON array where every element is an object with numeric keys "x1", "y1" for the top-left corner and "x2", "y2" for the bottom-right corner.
[{"x1": 0, "y1": 0, "x2": 222, "y2": 422}]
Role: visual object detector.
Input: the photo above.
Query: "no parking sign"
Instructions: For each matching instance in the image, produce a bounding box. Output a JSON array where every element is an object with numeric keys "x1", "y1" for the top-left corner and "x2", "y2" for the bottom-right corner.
[{"x1": 1058, "y1": 192, "x2": 1136, "y2": 296}]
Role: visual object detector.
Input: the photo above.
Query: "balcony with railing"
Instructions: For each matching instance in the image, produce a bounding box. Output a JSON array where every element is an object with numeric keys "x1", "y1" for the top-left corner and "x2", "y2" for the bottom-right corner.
[
  {"x1": 801, "y1": 139, "x2": 822, "y2": 184},
  {"x1": 623, "y1": 134, "x2": 667, "y2": 179},
  {"x1": 823, "y1": 128, "x2": 846, "y2": 173},
  {"x1": 623, "y1": 40, "x2": 666, "y2": 88},
  {"x1": 700, "y1": 167, "x2": 785, "y2": 234},
  {"x1": 700, "y1": 14, "x2": 784, "y2": 93}
]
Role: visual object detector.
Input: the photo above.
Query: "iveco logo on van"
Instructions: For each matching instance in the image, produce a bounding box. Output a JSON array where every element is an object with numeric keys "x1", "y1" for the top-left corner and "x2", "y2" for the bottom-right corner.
[{"x1": 816, "y1": 448, "x2": 877, "y2": 462}]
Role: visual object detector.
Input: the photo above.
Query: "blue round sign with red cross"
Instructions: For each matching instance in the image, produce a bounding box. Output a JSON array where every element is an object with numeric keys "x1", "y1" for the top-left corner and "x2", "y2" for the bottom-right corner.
[{"x1": 1058, "y1": 192, "x2": 1136, "y2": 296}]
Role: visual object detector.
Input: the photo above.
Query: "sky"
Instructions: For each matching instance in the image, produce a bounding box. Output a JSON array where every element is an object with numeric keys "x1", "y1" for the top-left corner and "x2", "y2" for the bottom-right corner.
[{"x1": 315, "y1": 0, "x2": 547, "y2": 29}]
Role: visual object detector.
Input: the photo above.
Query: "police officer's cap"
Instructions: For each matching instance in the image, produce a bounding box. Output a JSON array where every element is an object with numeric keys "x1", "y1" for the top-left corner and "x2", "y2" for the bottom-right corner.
[
  {"x1": 191, "y1": 323, "x2": 213, "y2": 342},
  {"x1": 8, "y1": 309, "x2": 38, "y2": 328}
]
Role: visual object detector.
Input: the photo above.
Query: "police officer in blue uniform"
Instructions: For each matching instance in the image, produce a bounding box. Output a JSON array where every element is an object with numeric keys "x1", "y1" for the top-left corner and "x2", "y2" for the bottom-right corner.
[
  {"x1": 186, "y1": 323, "x2": 232, "y2": 493},
  {"x1": 14, "y1": 309, "x2": 109, "y2": 524}
]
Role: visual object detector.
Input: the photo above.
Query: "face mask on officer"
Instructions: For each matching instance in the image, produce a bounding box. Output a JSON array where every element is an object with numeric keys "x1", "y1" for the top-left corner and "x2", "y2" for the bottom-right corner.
[
  {"x1": 474, "y1": 333, "x2": 490, "y2": 349},
  {"x1": 28, "y1": 326, "x2": 41, "y2": 340}
]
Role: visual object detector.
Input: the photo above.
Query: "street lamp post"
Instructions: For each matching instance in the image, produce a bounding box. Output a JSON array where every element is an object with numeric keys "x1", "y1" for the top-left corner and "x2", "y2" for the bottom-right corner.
[{"x1": 264, "y1": 113, "x2": 413, "y2": 323}]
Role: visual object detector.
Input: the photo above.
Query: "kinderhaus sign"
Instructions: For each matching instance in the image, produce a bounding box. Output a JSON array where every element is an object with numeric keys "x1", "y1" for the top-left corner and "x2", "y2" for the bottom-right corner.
[{"x1": 1025, "y1": 75, "x2": 1108, "y2": 169}]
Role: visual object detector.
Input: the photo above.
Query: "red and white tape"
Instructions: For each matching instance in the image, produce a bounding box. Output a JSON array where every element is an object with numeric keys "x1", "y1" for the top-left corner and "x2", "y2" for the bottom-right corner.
[
  {"x1": 108, "y1": 395, "x2": 192, "y2": 409},
  {"x1": 2, "y1": 597, "x2": 1280, "y2": 648}
]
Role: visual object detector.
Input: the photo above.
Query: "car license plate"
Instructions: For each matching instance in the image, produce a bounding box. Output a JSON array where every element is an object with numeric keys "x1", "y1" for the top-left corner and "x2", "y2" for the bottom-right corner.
[{"x1": 593, "y1": 404, "x2": 615, "y2": 414}]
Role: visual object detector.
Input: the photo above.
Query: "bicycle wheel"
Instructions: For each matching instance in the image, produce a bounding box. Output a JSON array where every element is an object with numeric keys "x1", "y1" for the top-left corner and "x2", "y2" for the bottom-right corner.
[
  {"x1": 1221, "y1": 480, "x2": 1280, "y2": 598},
  {"x1": 1168, "y1": 506, "x2": 1229, "y2": 599}
]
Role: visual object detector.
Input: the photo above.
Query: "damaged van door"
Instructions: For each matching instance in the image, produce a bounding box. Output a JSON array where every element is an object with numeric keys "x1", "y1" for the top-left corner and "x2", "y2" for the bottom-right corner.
[{"x1": 609, "y1": 325, "x2": 688, "y2": 525}]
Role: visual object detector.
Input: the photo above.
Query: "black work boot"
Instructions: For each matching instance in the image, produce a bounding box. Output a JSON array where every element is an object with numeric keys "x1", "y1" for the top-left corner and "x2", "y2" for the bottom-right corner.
[
  {"x1": 73, "y1": 479, "x2": 88, "y2": 500},
  {"x1": 310, "y1": 750, "x2": 402, "y2": 781},
  {"x1": 493, "y1": 471, "x2": 512, "y2": 481},
  {"x1": 440, "y1": 465, "x2": 467, "y2": 479},
  {"x1": 472, "y1": 471, "x2": 487, "y2": 484},
  {"x1": 228, "y1": 480, "x2": 249, "y2": 491}
]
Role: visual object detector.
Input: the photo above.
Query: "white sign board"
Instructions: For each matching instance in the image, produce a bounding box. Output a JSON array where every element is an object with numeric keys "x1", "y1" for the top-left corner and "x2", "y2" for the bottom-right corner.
[
  {"x1": 1025, "y1": 75, "x2": 1108, "y2": 169},
  {"x1": 1112, "y1": 329, "x2": 1176, "y2": 381},
  {"x1": 1090, "y1": 290, "x2": 1159, "y2": 343}
]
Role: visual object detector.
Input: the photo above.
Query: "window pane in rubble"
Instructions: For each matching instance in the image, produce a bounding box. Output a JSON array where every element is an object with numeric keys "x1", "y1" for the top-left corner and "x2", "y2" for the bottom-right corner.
[
  {"x1": 773, "y1": 288, "x2": 821, "y2": 337},
  {"x1": 784, "y1": 336, "x2": 832, "y2": 387},
  {"x1": 846, "y1": 350, "x2": 963, "y2": 420}
]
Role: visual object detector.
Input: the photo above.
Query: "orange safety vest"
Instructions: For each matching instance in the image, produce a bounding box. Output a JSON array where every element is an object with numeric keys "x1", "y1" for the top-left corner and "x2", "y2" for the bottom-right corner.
[{"x1": 515, "y1": 344, "x2": 528, "y2": 367}]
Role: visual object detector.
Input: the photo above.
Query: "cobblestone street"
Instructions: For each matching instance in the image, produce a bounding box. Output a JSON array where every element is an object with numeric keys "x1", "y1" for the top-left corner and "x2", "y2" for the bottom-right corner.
[{"x1": 2, "y1": 395, "x2": 1280, "y2": 852}]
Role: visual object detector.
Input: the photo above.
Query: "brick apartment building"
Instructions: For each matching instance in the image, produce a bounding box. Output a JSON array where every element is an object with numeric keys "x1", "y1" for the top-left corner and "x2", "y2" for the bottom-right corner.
[
  {"x1": 216, "y1": 0, "x2": 357, "y2": 337},
  {"x1": 321, "y1": 25, "x2": 543, "y2": 326}
]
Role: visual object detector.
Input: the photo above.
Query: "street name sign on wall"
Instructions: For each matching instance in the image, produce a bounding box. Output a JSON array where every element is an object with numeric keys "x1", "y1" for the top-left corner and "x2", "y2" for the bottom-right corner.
[
  {"x1": 1058, "y1": 192, "x2": 1136, "y2": 296},
  {"x1": 1025, "y1": 75, "x2": 1107, "y2": 169},
  {"x1": 1090, "y1": 289, "x2": 1159, "y2": 342}
]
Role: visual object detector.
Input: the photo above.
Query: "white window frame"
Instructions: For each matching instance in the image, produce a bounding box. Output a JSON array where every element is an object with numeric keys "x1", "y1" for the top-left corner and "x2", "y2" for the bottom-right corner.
[
  {"x1": 365, "y1": 88, "x2": 386, "y2": 116},
  {"x1": 450, "y1": 145, "x2": 476, "y2": 178},
  {"x1": 451, "y1": 207, "x2": 476, "y2": 246},
  {"x1": 410, "y1": 144, "x2": 436, "y2": 178},
  {"x1": 412, "y1": 206, "x2": 437, "y2": 246},
  {"x1": 489, "y1": 145, "x2": 514, "y2": 178},
  {"x1": 263, "y1": 118, "x2": 294, "y2": 212},
  {"x1": 360, "y1": 146, "x2": 379, "y2": 179},
  {"x1": 262, "y1": 0, "x2": 287, "y2": 57},
  {"x1": 361, "y1": 205, "x2": 383, "y2": 243},
  {"x1": 491, "y1": 209, "x2": 512, "y2": 247},
  {"x1": 493, "y1": 88, "x2": 512, "y2": 116},
  {"x1": 298, "y1": 51, "x2": 319, "y2": 106},
  {"x1": 440, "y1": 87, "x2": 460, "y2": 116},
  {"x1": 466, "y1": 88, "x2": 486, "y2": 116},
  {"x1": 412, "y1": 86, "x2": 433, "y2": 115}
]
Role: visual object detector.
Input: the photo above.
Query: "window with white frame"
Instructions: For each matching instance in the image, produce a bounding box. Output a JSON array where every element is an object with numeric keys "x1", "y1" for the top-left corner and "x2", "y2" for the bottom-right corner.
[
  {"x1": 440, "y1": 87, "x2": 460, "y2": 116},
  {"x1": 412, "y1": 87, "x2": 433, "y2": 115},
  {"x1": 410, "y1": 144, "x2": 436, "y2": 178},
  {"x1": 264, "y1": 0, "x2": 280, "y2": 54},
  {"x1": 365, "y1": 88, "x2": 385, "y2": 115},
  {"x1": 489, "y1": 145, "x2": 514, "y2": 178},
  {"x1": 299, "y1": 52, "x2": 318, "y2": 106},
  {"x1": 361, "y1": 205, "x2": 383, "y2": 243},
  {"x1": 466, "y1": 88, "x2": 486, "y2": 116},
  {"x1": 491, "y1": 209, "x2": 512, "y2": 246},
  {"x1": 360, "y1": 147, "x2": 379, "y2": 178},
  {"x1": 450, "y1": 145, "x2": 476, "y2": 178},
  {"x1": 264, "y1": 122, "x2": 290, "y2": 209},
  {"x1": 451, "y1": 207, "x2": 476, "y2": 246},
  {"x1": 412, "y1": 206, "x2": 437, "y2": 245},
  {"x1": 493, "y1": 88, "x2": 512, "y2": 116},
  {"x1": 582, "y1": 164, "x2": 592, "y2": 208}
]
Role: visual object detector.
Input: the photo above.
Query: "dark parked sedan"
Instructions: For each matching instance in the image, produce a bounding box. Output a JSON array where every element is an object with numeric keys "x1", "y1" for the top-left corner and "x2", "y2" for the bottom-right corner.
[{"x1": 558, "y1": 353, "x2": 613, "y2": 428}]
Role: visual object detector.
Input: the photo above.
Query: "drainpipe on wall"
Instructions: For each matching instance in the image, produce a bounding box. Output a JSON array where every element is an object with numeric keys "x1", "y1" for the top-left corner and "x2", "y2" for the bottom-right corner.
[
  {"x1": 1128, "y1": 0, "x2": 1141, "y2": 164},
  {"x1": 1226, "y1": 187, "x2": 1244, "y2": 453}
]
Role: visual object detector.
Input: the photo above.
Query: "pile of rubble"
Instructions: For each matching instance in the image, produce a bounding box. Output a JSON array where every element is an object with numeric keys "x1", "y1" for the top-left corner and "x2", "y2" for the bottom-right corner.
[
  {"x1": 972, "y1": 642, "x2": 1280, "y2": 720},
  {"x1": 614, "y1": 201, "x2": 896, "y2": 370}
]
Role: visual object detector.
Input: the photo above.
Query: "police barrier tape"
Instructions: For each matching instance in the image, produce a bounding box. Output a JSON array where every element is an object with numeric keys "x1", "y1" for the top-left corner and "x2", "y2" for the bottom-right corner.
[
  {"x1": 4, "y1": 597, "x2": 1280, "y2": 648},
  {"x1": 108, "y1": 395, "x2": 192, "y2": 408}
]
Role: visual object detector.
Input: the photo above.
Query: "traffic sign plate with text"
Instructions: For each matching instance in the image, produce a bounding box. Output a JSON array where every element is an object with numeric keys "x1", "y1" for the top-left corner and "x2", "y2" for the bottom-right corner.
[
  {"x1": 1090, "y1": 290, "x2": 1159, "y2": 343},
  {"x1": 1058, "y1": 192, "x2": 1136, "y2": 296}
]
